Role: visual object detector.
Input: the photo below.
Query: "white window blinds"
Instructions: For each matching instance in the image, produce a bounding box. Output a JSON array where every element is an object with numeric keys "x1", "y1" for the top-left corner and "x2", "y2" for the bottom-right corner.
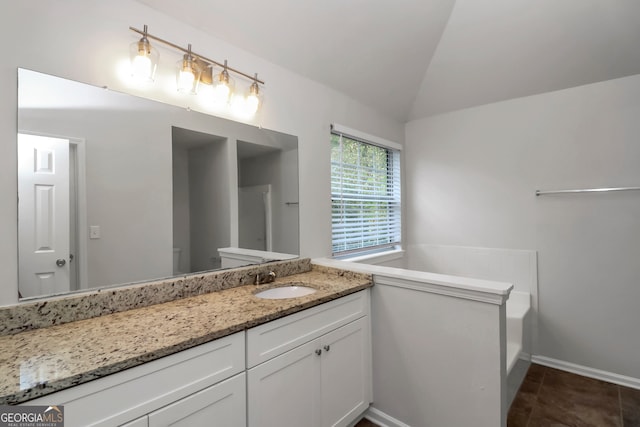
[{"x1": 331, "y1": 128, "x2": 401, "y2": 256}]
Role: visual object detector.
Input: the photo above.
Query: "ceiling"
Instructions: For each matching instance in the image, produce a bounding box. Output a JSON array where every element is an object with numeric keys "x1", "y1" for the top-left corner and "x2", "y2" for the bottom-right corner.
[{"x1": 137, "y1": 0, "x2": 640, "y2": 123}]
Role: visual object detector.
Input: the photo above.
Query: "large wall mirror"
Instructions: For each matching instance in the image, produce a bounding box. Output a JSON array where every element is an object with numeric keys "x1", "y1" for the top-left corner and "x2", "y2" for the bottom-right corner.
[{"x1": 17, "y1": 68, "x2": 299, "y2": 300}]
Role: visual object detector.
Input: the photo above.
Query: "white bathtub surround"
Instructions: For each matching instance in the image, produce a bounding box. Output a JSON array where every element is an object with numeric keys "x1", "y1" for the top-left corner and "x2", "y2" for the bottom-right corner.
[
  {"x1": 505, "y1": 290, "x2": 532, "y2": 407},
  {"x1": 506, "y1": 291, "x2": 531, "y2": 373},
  {"x1": 341, "y1": 248, "x2": 406, "y2": 268},
  {"x1": 406, "y1": 244, "x2": 538, "y2": 341},
  {"x1": 399, "y1": 248, "x2": 535, "y2": 361},
  {"x1": 405, "y1": 245, "x2": 537, "y2": 294},
  {"x1": 314, "y1": 258, "x2": 513, "y2": 427}
]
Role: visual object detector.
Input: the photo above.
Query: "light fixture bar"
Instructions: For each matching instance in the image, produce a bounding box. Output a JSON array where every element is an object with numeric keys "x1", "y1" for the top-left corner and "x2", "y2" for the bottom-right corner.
[{"x1": 129, "y1": 26, "x2": 264, "y2": 85}]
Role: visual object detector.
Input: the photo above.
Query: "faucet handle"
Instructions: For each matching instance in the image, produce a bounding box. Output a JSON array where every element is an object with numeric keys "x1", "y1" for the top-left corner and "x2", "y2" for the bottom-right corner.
[{"x1": 255, "y1": 271, "x2": 276, "y2": 285}]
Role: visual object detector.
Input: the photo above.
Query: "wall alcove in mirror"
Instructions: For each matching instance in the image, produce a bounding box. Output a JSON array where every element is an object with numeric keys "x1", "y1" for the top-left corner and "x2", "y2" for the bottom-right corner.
[{"x1": 17, "y1": 68, "x2": 299, "y2": 300}]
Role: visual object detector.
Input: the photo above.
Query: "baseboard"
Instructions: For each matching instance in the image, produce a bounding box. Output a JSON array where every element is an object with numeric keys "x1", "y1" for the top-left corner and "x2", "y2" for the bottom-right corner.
[
  {"x1": 363, "y1": 407, "x2": 411, "y2": 427},
  {"x1": 532, "y1": 355, "x2": 640, "y2": 390}
]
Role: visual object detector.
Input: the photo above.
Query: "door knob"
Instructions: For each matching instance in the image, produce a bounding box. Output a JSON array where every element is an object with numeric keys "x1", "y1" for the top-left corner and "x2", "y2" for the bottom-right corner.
[
  {"x1": 323, "y1": 345, "x2": 331, "y2": 352},
  {"x1": 315, "y1": 349, "x2": 322, "y2": 356},
  {"x1": 56, "y1": 259, "x2": 66, "y2": 267}
]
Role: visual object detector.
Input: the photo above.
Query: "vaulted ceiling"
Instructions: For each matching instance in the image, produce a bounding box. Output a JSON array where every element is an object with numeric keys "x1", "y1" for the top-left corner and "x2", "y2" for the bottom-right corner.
[{"x1": 137, "y1": 0, "x2": 640, "y2": 122}]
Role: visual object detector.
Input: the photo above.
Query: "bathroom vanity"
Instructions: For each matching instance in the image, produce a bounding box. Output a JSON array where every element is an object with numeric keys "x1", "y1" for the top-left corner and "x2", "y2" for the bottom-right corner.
[{"x1": 0, "y1": 260, "x2": 372, "y2": 427}]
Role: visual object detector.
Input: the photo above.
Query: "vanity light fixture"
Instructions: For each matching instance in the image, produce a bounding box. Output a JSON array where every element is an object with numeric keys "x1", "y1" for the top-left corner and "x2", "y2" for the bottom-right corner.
[
  {"x1": 130, "y1": 25, "x2": 159, "y2": 82},
  {"x1": 129, "y1": 25, "x2": 265, "y2": 116}
]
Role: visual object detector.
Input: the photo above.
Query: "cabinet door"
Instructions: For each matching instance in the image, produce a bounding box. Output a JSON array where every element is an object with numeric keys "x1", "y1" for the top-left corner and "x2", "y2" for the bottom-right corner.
[
  {"x1": 320, "y1": 317, "x2": 371, "y2": 427},
  {"x1": 248, "y1": 339, "x2": 321, "y2": 427},
  {"x1": 148, "y1": 373, "x2": 246, "y2": 427}
]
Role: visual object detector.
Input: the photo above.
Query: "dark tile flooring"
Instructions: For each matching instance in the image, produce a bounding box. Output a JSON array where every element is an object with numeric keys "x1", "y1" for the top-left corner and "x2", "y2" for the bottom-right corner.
[
  {"x1": 355, "y1": 363, "x2": 640, "y2": 427},
  {"x1": 509, "y1": 363, "x2": 640, "y2": 427}
]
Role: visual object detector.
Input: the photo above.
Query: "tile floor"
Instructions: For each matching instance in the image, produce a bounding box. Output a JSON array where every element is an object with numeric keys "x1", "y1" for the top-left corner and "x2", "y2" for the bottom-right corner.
[
  {"x1": 508, "y1": 363, "x2": 640, "y2": 427},
  {"x1": 355, "y1": 363, "x2": 640, "y2": 427}
]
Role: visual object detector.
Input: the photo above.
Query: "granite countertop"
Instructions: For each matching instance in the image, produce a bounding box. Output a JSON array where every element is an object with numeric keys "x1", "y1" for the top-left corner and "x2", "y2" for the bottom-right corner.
[{"x1": 0, "y1": 265, "x2": 372, "y2": 404}]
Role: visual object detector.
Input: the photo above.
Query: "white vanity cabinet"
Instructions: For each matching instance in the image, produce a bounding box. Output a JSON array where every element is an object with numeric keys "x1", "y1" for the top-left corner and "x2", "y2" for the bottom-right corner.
[
  {"x1": 26, "y1": 332, "x2": 245, "y2": 427},
  {"x1": 247, "y1": 290, "x2": 372, "y2": 427},
  {"x1": 22, "y1": 288, "x2": 371, "y2": 427}
]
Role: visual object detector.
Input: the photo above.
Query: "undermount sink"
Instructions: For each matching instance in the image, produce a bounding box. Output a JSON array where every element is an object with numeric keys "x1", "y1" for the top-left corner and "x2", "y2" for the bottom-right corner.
[{"x1": 254, "y1": 283, "x2": 317, "y2": 299}]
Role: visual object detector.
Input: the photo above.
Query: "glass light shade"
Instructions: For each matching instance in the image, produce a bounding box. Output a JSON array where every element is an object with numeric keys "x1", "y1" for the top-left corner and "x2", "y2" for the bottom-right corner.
[
  {"x1": 211, "y1": 69, "x2": 234, "y2": 106},
  {"x1": 129, "y1": 37, "x2": 158, "y2": 83},
  {"x1": 245, "y1": 81, "x2": 261, "y2": 115},
  {"x1": 176, "y1": 54, "x2": 200, "y2": 94}
]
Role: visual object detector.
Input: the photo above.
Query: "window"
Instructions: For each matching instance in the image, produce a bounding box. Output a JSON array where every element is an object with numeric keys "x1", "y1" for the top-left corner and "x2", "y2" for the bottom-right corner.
[{"x1": 330, "y1": 125, "x2": 401, "y2": 257}]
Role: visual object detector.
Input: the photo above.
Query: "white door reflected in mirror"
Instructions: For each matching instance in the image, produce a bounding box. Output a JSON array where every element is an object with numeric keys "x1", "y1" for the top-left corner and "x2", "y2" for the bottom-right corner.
[{"x1": 18, "y1": 133, "x2": 71, "y2": 298}]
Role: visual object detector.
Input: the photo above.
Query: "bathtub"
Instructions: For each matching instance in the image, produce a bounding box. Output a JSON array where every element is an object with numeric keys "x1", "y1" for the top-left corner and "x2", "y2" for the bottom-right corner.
[
  {"x1": 315, "y1": 253, "x2": 531, "y2": 425},
  {"x1": 506, "y1": 291, "x2": 531, "y2": 373},
  {"x1": 342, "y1": 244, "x2": 536, "y2": 406},
  {"x1": 357, "y1": 245, "x2": 535, "y2": 371}
]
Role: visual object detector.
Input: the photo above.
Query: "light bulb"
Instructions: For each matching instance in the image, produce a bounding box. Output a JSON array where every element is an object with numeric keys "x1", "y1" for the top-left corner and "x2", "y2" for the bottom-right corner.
[
  {"x1": 246, "y1": 93, "x2": 260, "y2": 115},
  {"x1": 230, "y1": 94, "x2": 247, "y2": 116},
  {"x1": 132, "y1": 55, "x2": 152, "y2": 81},
  {"x1": 177, "y1": 68, "x2": 195, "y2": 92},
  {"x1": 212, "y1": 82, "x2": 230, "y2": 103}
]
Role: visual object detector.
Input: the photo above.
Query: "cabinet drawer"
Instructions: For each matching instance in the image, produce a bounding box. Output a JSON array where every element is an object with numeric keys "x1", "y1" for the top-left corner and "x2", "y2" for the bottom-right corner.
[
  {"x1": 148, "y1": 373, "x2": 246, "y2": 427},
  {"x1": 27, "y1": 332, "x2": 245, "y2": 427},
  {"x1": 247, "y1": 290, "x2": 369, "y2": 368}
]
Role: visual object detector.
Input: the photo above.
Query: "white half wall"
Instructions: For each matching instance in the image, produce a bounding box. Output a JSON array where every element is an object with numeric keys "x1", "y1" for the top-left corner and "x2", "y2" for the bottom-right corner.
[
  {"x1": 405, "y1": 74, "x2": 640, "y2": 380},
  {"x1": 0, "y1": 0, "x2": 403, "y2": 305},
  {"x1": 371, "y1": 281, "x2": 506, "y2": 427},
  {"x1": 314, "y1": 257, "x2": 512, "y2": 427}
]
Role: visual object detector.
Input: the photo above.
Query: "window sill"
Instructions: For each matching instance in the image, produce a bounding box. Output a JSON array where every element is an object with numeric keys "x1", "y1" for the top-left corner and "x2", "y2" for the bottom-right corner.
[{"x1": 337, "y1": 248, "x2": 405, "y2": 265}]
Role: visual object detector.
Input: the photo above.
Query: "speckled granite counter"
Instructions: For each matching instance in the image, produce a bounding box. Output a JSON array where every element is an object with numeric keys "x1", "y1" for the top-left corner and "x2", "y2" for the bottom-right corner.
[{"x1": 0, "y1": 264, "x2": 372, "y2": 404}]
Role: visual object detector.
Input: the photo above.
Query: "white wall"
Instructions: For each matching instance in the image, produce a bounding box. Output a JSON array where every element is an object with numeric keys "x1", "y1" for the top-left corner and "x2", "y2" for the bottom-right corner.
[
  {"x1": 405, "y1": 74, "x2": 640, "y2": 380},
  {"x1": 189, "y1": 143, "x2": 230, "y2": 271},
  {"x1": 0, "y1": 0, "x2": 403, "y2": 305}
]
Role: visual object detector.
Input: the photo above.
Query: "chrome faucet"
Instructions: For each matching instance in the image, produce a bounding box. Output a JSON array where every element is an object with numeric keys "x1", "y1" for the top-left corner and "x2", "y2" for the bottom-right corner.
[{"x1": 255, "y1": 271, "x2": 276, "y2": 285}]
